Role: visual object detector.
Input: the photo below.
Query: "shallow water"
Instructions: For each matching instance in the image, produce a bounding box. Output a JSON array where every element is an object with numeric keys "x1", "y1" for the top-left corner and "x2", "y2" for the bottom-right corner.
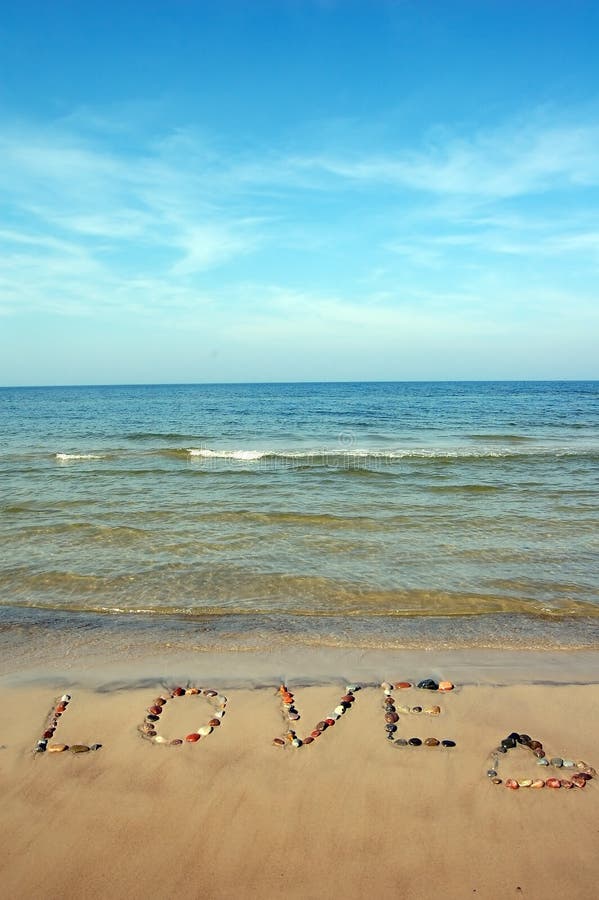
[{"x1": 1, "y1": 381, "x2": 598, "y2": 651}]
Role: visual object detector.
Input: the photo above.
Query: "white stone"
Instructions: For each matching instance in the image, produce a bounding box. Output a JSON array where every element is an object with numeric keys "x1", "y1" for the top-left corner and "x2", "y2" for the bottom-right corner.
[
  {"x1": 334, "y1": 705, "x2": 345, "y2": 716},
  {"x1": 198, "y1": 725, "x2": 213, "y2": 737},
  {"x1": 154, "y1": 735, "x2": 168, "y2": 744},
  {"x1": 381, "y1": 682, "x2": 392, "y2": 691}
]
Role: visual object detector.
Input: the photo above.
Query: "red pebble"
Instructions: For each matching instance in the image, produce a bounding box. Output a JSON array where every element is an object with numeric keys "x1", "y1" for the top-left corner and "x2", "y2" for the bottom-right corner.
[
  {"x1": 303, "y1": 736, "x2": 314, "y2": 744},
  {"x1": 341, "y1": 695, "x2": 355, "y2": 704},
  {"x1": 148, "y1": 705, "x2": 163, "y2": 716},
  {"x1": 310, "y1": 730, "x2": 321, "y2": 738},
  {"x1": 505, "y1": 779, "x2": 519, "y2": 790},
  {"x1": 560, "y1": 780, "x2": 574, "y2": 789},
  {"x1": 55, "y1": 704, "x2": 67, "y2": 714},
  {"x1": 185, "y1": 733, "x2": 201, "y2": 742},
  {"x1": 395, "y1": 682, "x2": 412, "y2": 689},
  {"x1": 172, "y1": 687, "x2": 185, "y2": 697},
  {"x1": 208, "y1": 718, "x2": 221, "y2": 727},
  {"x1": 325, "y1": 718, "x2": 335, "y2": 726},
  {"x1": 546, "y1": 778, "x2": 561, "y2": 789}
]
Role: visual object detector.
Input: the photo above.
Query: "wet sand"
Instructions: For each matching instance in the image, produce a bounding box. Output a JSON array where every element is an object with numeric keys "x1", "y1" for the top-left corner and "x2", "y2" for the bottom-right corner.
[{"x1": 2, "y1": 648, "x2": 599, "y2": 899}]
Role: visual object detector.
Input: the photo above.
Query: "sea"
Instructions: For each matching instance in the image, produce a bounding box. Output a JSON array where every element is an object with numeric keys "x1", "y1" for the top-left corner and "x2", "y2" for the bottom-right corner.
[{"x1": 1, "y1": 381, "x2": 599, "y2": 662}]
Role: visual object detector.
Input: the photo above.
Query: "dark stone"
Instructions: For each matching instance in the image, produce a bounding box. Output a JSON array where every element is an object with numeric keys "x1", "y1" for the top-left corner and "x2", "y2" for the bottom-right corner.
[
  {"x1": 424, "y1": 738, "x2": 440, "y2": 746},
  {"x1": 529, "y1": 740, "x2": 542, "y2": 751},
  {"x1": 385, "y1": 712, "x2": 399, "y2": 723},
  {"x1": 517, "y1": 734, "x2": 532, "y2": 745},
  {"x1": 385, "y1": 724, "x2": 397, "y2": 733},
  {"x1": 501, "y1": 736, "x2": 517, "y2": 749},
  {"x1": 412, "y1": 706, "x2": 422, "y2": 713},
  {"x1": 441, "y1": 740, "x2": 456, "y2": 747},
  {"x1": 147, "y1": 714, "x2": 159, "y2": 722},
  {"x1": 417, "y1": 679, "x2": 438, "y2": 691},
  {"x1": 393, "y1": 738, "x2": 408, "y2": 746},
  {"x1": 496, "y1": 746, "x2": 507, "y2": 754},
  {"x1": 408, "y1": 737, "x2": 422, "y2": 746},
  {"x1": 90, "y1": 744, "x2": 102, "y2": 751},
  {"x1": 487, "y1": 769, "x2": 498, "y2": 777},
  {"x1": 507, "y1": 732, "x2": 520, "y2": 742},
  {"x1": 534, "y1": 749, "x2": 546, "y2": 758}
]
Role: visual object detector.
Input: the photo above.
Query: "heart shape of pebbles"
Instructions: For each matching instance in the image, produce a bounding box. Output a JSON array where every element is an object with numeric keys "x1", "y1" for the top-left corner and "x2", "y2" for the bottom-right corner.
[
  {"x1": 138, "y1": 687, "x2": 227, "y2": 747},
  {"x1": 487, "y1": 732, "x2": 596, "y2": 791}
]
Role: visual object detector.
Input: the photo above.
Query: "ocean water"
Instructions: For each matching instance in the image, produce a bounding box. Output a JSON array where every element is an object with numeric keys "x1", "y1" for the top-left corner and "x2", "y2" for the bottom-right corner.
[{"x1": 1, "y1": 381, "x2": 598, "y2": 654}]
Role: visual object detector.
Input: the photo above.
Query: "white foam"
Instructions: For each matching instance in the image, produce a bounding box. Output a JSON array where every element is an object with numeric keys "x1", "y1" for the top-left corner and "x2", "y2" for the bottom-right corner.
[
  {"x1": 187, "y1": 448, "x2": 268, "y2": 460},
  {"x1": 55, "y1": 452, "x2": 104, "y2": 461}
]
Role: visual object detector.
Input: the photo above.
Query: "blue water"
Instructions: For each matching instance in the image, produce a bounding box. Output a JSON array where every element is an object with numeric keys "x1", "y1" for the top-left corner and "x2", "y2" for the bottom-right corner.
[{"x1": 1, "y1": 381, "x2": 598, "y2": 650}]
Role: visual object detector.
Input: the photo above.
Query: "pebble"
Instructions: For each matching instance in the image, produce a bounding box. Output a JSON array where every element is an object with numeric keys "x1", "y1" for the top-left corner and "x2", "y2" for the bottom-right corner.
[
  {"x1": 303, "y1": 736, "x2": 314, "y2": 745},
  {"x1": 395, "y1": 682, "x2": 412, "y2": 689},
  {"x1": 518, "y1": 779, "x2": 533, "y2": 788},
  {"x1": 197, "y1": 726, "x2": 213, "y2": 736},
  {"x1": 325, "y1": 718, "x2": 336, "y2": 726},
  {"x1": 501, "y1": 737, "x2": 517, "y2": 749},
  {"x1": 346, "y1": 684, "x2": 360, "y2": 693},
  {"x1": 146, "y1": 714, "x2": 159, "y2": 722},
  {"x1": 172, "y1": 687, "x2": 185, "y2": 697},
  {"x1": 550, "y1": 758, "x2": 563, "y2": 768},
  {"x1": 289, "y1": 713, "x2": 300, "y2": 721},
  {"x1": 560, "y1": 780, "x2": 574, "y2": 790},
  {"x1": 148, "y1": 705, "x2": 163, "y2": 716},
  {"x1": 310, "y1": 730, "x2": 321, "y2": 738},
  {"x1": 60, "y1": 694, "x2": 71, "y2": 703},
  {"x1": 425, "y1": 706, "x2": 441, "y2": 716},
  {"x1": 380, "y1": 682, "x2": 393, "y2": 691},
  {"x1": 341, "y1": 694, "x2": 355, "y2": 704},
  {"x1": 417, "y1": 679, "x2": 439, "y2": 691},
  {"x1": 584, "y1": 767, "x2": 597, "y2": 777},
  {"x1": 546, "y1": 777, "x2": 561, "y2": 789},
  {"x1": 385, "y1": 712, "x2": 399, "y2": 723},
  {"x1": 397, "y1": 704, "x2": 411, "y2": 714},
  {"x1": 291, "y1": 739, "x2": 302, "y2": 748},
  {"x1": 145, "y1": 730, "x2": 157, "y2": 737},
  {"x1": 70, "y1": 745, "x2": 90, "y2": 753},
  {"x1": 562, "y1": 759, "x2": 575, "y2": 768},
  {"x1": 385, "y1": 724, "x2": 397, "y2": 733},
  {"x1": 214, "y1": 710, "x2": 225, "y2": 719},
  {"x1": 491, "y1": 777, "x2": 502, "y2": 785},
  {"x1": 154, "y1": 736, "x2": 168, "y2": 744},
  {"x1": 424, "y1": 738, "x2": 440, "y2": 747},
  {"x1": 487, "y1": 769, "x2": 498, "y2": 778},
  {"x1": 411, "y1": 706, "x2": 422, "y2": 714},
  {"x1": 393, "y1": 738, "x2": 408, "y2": 746},
  {"x1": 272, "y1": 738, "x2": 285, "y2": 747},
  {"x1": 216, "y1": 695, "x2": 227, "y2": 705},
  {"x1": 185, "y1": 733, "x2": 201, "y2": 742},
  {"x1": 43, "y1": 730, "x2": 55, "y2": 739},
  {"x1": 408, "y1": 737, "x2": 422, "y2": 746},
  {"x1": 441, "y1": 740, "x2": 456, "y2": 748},
  {"x1": 517, "y1": 734, "x2": 532, "y2": 745},
  {"x1": 438, "y1": 681, "x2": 454, "y2": 692},
  {"x1": 571, "y1": 774, "x2": 588, "y2": 789},
  {"x1": 170, "y1": 739, "x2": 183, "y2": 746},
  {"x1": 537, "y1": 758, "x2": 550, "y2": 766},
  {"x1": 90, "y1": 743, "x2": 102, "y2": 751},
  {"x1": 334, "y1": 705, "x2": 345, "y2": 716},
  {"x1": 204, "y1": 690, "x2": 218, "y2": 698},
  {"x1": 316, "y1": 721, "x2": 328, "y2": 732},
  {"x1": 505, "y1": 779, "x2": 519, "y2": 790},
  {"x1": 47, "y1": 744, "x2": 69, "y2": 753},
  {"x1": 186, "y1": 688, "x2": 200, "y2": 695},
  {"x1": 208, "y1": 718, "x2": 221, "y2": 727},
  {"x1": 531, "y1": 779, "x2": 545, "y2": 789}
]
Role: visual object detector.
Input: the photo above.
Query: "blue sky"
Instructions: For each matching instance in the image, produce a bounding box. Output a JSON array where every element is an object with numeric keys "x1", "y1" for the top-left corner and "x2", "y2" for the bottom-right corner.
[{"x1": 1, "y1": 0, "x2": 598, "y2": 384}]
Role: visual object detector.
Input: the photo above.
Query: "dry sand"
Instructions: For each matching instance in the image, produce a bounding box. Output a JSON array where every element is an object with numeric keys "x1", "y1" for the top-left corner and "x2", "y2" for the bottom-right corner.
[{"x1": 2, "y1": 651, "x2": 599, "y2": 900}]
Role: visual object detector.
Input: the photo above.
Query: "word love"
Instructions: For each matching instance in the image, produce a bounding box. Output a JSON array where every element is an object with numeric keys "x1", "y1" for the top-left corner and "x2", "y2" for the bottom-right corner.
[{"x1": 33, "y1": 677, "x2": 457, "y2": 757}]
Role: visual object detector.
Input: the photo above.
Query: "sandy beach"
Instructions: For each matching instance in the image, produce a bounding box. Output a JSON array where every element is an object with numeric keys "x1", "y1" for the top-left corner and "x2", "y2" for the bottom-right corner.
[{"x1": 2, "y1": 650, "x2": 598, "y2": 900}]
